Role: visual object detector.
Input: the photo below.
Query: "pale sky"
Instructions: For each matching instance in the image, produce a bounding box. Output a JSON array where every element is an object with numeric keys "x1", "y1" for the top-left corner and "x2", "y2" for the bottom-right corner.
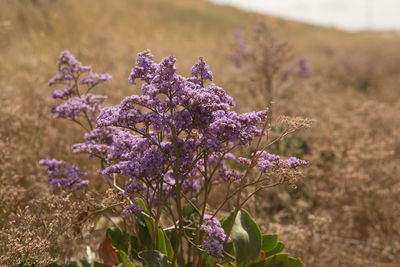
[{"x1": 210, "y1": 0, "x2": 400, "y2": 31}]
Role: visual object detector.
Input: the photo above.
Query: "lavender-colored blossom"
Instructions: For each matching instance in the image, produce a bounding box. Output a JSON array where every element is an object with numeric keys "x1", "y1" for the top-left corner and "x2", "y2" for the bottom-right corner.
[
  {"x1": 284, "y1": 157, "x2": 309, "y2": 169},
  {"x1": 256, "y1": 151, "x2": 308, "y2": 173},
  {"x1": 48, "y1": 51, "x2": 110, "y2": 127},
  {"x1": 39, "y1": 159, "x2": 89, "y2": 192},
  {"x1": 71, "y1": 126, "x2": 117, "y2": 157},
  {"x1": 51, "y1": 85, "x2": 77, "y2": 99},
  {"x1": 190, "y1": 57, "x2": 213, "y2": 85},
  {"x1": 128, "y1": 49, "x2": 157, "y2": 85},
  {"x1": 49, "y1": 50, "x2": 91, "y2": 85},
  {"x1": 201, "y1": 215, "x2": 227, "y2": 261},
  {"x1": 125, "y1": 182, "x2": 146, "y2": 196},
  {"x1": 256, "y1": 151, "x2": 282, "y2": 173},
  {"x1": 122, "y1": 200, "x2": 144, "y2": 219},
  {"x1": 50, "y1": 94, "x2": 107, "y2": 120},
  {"x1": 44, "y1": 49, "x2": 307, "y2": 221},
  {"x1": 80, "y1": 73, "x2": 112, "y2": 86}
]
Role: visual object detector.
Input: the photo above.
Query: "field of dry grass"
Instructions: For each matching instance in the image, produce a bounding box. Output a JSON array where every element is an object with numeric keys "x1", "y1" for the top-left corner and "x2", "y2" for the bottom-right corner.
[{"x1": 1, "y1": 0, "x2": 400, "y2": 266}]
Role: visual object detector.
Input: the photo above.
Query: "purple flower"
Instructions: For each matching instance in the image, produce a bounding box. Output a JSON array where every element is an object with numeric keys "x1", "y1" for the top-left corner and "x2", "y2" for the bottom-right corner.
[
  {"x1": 201, "y1": 215, "x2": 227, "y2": 262},
  {"x1": 255, "y1": 151, "x2": 308, "y2": 173},
  {"x1": 50, "y1": 94, "x2": 107, "y2": 120},
  {"x1": 51, "y1": 85, "x2": 77, "y2": 99},
  {"x1": 128, "y1": 49, "x2": 157, "y2": 85},
  {"x1": 284, "y1": 157, "x2": 309, "y2": 169},
  {"x1": 122, "y1": 200, "x2": 144, "y2": 219},
  {"x1": 49, "y1": 50, "x2": 91, "y2": 85},
  {"x1": 39, "y1": 159, "x2": 89, "y2": 192},
  {"x1": 44, "y1": 49, "x2": 309, "y2": 222},
  {"x1": 190, "y1": 57, "x2": 213, "y2": 85},
  {"x1": 80, "y1": 73, "x2": 112, "y2": 86}
]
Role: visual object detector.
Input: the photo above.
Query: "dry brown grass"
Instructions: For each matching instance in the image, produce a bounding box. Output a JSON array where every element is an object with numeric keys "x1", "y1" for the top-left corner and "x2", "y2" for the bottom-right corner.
[{"x1": 1, "y1": 0, "x2": 400, "y2": 266}]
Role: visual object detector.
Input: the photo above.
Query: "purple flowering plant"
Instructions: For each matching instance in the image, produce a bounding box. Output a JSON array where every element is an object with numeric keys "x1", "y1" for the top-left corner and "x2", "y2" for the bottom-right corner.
[{"x1": 40, "y1": 50, "x2": 307, "y2": 266}]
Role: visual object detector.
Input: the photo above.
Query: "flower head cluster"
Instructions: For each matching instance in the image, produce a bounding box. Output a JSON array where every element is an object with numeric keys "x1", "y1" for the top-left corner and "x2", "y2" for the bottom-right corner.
[
  {"x1": 48, "y1": 51, "x2": 111, "y2": 122},
  {"x1": 50, "y1": 94, "x2": 107, "y2": 120},
  {"x1": 201, "y1": 215, "x2": 227, "y2": 262},
  {"x1": 45, "y1": 50, "x2": 308, "y2": 223},
  {"x1": 189, "y1": 57, "x2": 213, "y2": 85},
  {"x1": 49, "y1": 50, "x2": 91, "y2": 85},
  {"x1": 121, "y1": 200, "x2": 144, "y2": 219},
  {"x1": 254, "y1": 151, "x2": 309, "y2": 173},
  {"x1": 80, "y1": 73, "x2": 112, "y2": 87},
  {"x1": 38, "y1": 159, "x2": 89, "y2": 192},
  {"x1": 77, "y1": 50, "x2": 271, "y2": 204}
]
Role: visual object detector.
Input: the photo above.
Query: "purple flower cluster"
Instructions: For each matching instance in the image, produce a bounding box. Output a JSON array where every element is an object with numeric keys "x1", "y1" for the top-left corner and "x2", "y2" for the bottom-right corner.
[
  {"x1": 38, "y1": 159, "x2": 89, "y2": 192},
  {"x1": 50, "y1": 94, "x2": 107, "y2": 120},
  {"x1": 48, "y1": 51, "x2": 111, "y2": 122},
  {"x1": 43, "y1": 49, "x2": 309, "y2": 228},
  {"x1": 80, "y1": 73, "x2": 112, "y2": 87},
  {"x1": 48, "y1": 50, "x2": 92, "y2": 86},
  {"x1": 72, "y1": 50, "x2": 270, "y2": 203},
  {"x1": 190, "y1": 57, "x2": 213, "y2": 86},
  {"x1": 285, "y1": 156, "x2": 309, "y2": 169},
  {"x1": 254, "y1": 151, "x2": 309, "y2": 173},
  {"x1": 121, "y1": 200, "x2": 144, "y2": 219},
  {"x1": 201, "y1": 215, "x2": 227, "y2": 261}
]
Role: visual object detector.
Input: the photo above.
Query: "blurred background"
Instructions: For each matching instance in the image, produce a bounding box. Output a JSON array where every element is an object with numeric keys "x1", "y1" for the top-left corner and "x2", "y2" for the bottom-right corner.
[
  {"x1": 0, "y1": 0, "x2": 399, "y2": 266},
  {"x1": 211, "y1": 0, "x2": 400, "y2": 31}
]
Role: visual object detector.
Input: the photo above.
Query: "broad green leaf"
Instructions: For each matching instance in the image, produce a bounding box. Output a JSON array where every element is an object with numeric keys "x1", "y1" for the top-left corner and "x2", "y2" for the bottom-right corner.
[
  {"x1": 107, "y1": 228, "x2": 127, "y2": 253},
  {"x1": 161, "y1": 229, "x2": 176, "y2": 266},
  {"x1": 106, "y1": 228, "x2": 139, "y2": 260},
  {"x1": 231, "y1": 209, "x2": 262, "y2": 267},
  {"x1": 138, "y1": 250, "x2": 169, "y2": 267},
  {"x1": 286, "y1": 257, "x2": 304, "y2": 267},
  {"x1": 262, "y1": 234, "x2": 278, "y2": 253},
  {"x1": 264, "y1": 242, "x2": 285, "y2": 257},
  {"x1": 221, "y1": 211, "x2": 234, "y2": 233},
  {"x1": 202, "y1": 253, "x2": 217, "y2": 266},
  {"x1": 118, "y1": 250, "x2": 135, "y2": 267},
  {"x1": 246, "y1": 254, "x2": 304, "y2": 267},
  {"x1": 135, "y1": 198, "x2": 149, "y2": 213},
  {"x1": 224, "y1": 241, "x2": 234, "y2": 255},
  {"x1": 135, "y1": 213, "x2": 153, "y2": 250},
  {"x1": 157, "y1": 228, "x2": 167, "y2": 254},
  {"x1": 264, "y1": 253, "x2": 289, "y2": 267}
]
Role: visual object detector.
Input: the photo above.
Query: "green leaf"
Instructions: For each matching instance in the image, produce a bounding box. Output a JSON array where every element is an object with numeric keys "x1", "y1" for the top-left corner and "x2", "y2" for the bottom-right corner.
[
  {"x1": 157, "y1": 227, "x2": 168, "y2": 255},
  {"x1": 162, "y1": 229, "x2": 176, "y2": 266},
  {"x1": 118, "y1": 250, "x2": 135, "y2": 267},
  {"x1": 231, "y1": 209, "x2": 262, "y2": 267},
  {"x1": 286, "y1": 257, "x2": 304, "y2": 267},
  {"x1": 202, "y1": 253, "x2": 216, "y2": 267},
  {"x1": 248, "y1": 254, "x2": 304, "y2": 267},
  {"x1": 264, "y1": 253, "x2": 289, "y2": 267},
  {"x1": 264, "y1": 242, "x2": 285, "y2": 257},
  {"x1": 135, "y1": 213, "x2": 153, "y2": 250},
  {"x1": 135, "y1": 198, "x2": 149, "y2": 213},
  {"x1": 138, "y1": 250, "x2": 169, "y2": 267},
  {"x1": 224, "y1": 241, "x2": 234, "y2": 256},
  {"x1": 221, "y1": 211, "x2": 233, "y2": 233},
  {"x1": 106, "y1": 228, "x2": 139, "y2": 259},
  {"x1": 107, "y1": 228, "x2": 127, "y2": 253},
  {"x1": 262, "y1": 234, "x2": 278, "y2": 253}
]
